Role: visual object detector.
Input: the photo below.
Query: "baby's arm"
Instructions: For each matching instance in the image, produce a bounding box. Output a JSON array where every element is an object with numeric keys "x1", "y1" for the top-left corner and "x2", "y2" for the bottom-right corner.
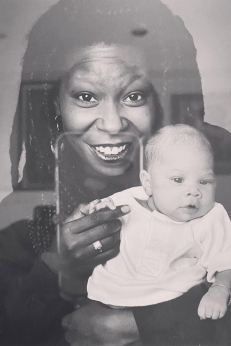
[{"x1": 198, "y1": 270, "x2": 231, "y2": 320}]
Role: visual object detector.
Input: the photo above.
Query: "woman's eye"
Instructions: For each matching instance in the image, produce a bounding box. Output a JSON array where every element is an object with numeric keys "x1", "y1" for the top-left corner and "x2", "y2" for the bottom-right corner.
[
  {"x1": 123, "y1": 92, "x2": 144, "y2": 105},
  {"x1": 172, "y1": 177, "x2": 183, "y2": 184},
  {"x1": 75, "y1": 92, "x2": 98, "y2": 103}
]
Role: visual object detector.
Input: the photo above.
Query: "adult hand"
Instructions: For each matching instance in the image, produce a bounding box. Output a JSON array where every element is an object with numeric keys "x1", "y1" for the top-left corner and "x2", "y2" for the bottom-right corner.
[
  {"x1": 58, "y1": 204, "x2": 130, "y2": 295},
  {"x1": 62, "y1": 300, "x2": 142, "y2": 346}
]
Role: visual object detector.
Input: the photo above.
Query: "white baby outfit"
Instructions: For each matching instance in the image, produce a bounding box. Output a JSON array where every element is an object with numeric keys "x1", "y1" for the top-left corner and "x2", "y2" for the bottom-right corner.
[{"x1": 87, "y1": 187, "x2": 231, "y2": 307}]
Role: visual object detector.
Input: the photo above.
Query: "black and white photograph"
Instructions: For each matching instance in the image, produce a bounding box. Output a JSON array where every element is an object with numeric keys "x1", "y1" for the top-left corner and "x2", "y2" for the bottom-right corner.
[{"x1": 0, "y1": 1, "x2": 231, "y2": 345}]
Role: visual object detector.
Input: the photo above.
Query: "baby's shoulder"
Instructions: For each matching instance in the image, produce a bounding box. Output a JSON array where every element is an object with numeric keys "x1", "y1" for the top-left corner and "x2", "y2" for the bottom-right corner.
[
  {"x1": 193, "y1": 202, "x2": 230, "y2": 231},
  {"x1": 204, "y1": 202, "x2": 228, "y2": 219},
  {"x1": 110, "y1": 186, "x2": 146, "y2": 206}
]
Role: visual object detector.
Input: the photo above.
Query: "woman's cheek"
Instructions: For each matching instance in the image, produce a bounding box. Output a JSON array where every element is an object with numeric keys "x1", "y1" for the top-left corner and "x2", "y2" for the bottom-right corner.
[
  {"x1": 132, "y1": 107, "x2": 154, "y2": 136},
  {"x1": 61, "y1": 106, "x2": 92, "y2": 133}
]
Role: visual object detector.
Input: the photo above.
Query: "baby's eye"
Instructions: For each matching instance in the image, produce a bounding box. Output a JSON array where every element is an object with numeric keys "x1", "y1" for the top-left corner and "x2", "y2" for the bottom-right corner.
[
  {"x1": 200, "y1": 180, "x2": 210, "y2": 185},
  {"x1": 75, "y1": 92, "x2": 98, "y2": 104},
  {"x1": 172, "y1": 177, "x2": 183, "y2": 184}
]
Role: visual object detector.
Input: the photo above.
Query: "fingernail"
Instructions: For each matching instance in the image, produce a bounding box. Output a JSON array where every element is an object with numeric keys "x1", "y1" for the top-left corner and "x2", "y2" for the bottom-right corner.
[{"x1": 121, "y1": 205, "x2": 130, "y2": 213}]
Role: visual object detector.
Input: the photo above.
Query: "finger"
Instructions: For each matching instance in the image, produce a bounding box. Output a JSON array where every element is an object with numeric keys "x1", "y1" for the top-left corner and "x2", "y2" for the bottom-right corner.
[
  {"x1": 85, "y1": 243, "x2": 120, "y2": 266},
  {"x1": 72, "y1": 232, "x2": 120, "y2": 260},
  {"x1": 94, "y1": 203, "x2": 116, "y2": 212},
  {"x1": 64, "y1": 244, "x2": 120, "y2": 275},
  {"x1": 65, "y1": 203, "x2": 91, "y2": 222},
  {"x1": 63, "y1": 205, "x2": 130, "y2": 235},
  {"x1": 198, "y1": 306, "x2": 206, "y2": 320},
  {"x1": 211, "y1": 309, "x2": 220, "y2": 320},
  {"x1": 101, "y1": 197, "x2": 116, "y2": 210},
  {"x1": 63, "y1": 219, "x2": 122, "y2": 250},
  {"x1": 62, "y1": 241, "x2": 120, "y2": 273},
  {"x1": 89, "y1": 200, "x2": 102, "y2": 214},
  {"x1": 205, "y1": 307, "x2": 213, "y2": 319},
  {"x1": 219, "y1": 307, "x2": 227, "y2": 319}
]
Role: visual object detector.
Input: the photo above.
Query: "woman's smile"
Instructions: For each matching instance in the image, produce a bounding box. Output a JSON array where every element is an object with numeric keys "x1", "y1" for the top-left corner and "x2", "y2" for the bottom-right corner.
[{"x1": 90, "y1": 143, "x2": 132, "y2": 162}]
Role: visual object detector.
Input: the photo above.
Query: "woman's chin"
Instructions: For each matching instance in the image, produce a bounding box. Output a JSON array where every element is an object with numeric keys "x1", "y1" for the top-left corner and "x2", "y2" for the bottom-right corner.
[{"x1": 89, "y1": 159, "x2": 133, "y2": 177}]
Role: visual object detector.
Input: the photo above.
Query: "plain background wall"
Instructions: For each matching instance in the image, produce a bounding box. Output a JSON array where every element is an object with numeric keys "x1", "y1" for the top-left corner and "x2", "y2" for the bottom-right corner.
[{"x1": 0, "y1": 0, "x2": 231, "y2": 225}]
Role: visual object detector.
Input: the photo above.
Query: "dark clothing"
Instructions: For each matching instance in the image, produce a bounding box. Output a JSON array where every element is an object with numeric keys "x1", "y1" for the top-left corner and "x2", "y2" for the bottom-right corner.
[
  {"x1": 133, "y1": 284, "x2": 231, "y2": 346},
  {"x1": 200, "y1": 122, "x2": 231, "y2": 175},
  {"x1": 0, "y1": 220, "x2": 72, "y2": 345}
]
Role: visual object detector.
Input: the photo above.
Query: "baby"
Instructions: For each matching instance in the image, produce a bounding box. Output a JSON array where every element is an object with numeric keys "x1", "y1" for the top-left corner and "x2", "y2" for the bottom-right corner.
[{"x1": 76, "y1": 125, "x2": 231, "y2": 321}]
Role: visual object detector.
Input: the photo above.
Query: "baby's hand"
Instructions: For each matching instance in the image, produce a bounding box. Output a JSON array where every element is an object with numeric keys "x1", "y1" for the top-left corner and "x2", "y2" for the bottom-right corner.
[
  {"x1": 89, "y1": 198, "x2": 116, "y2": 214},
  {"x1": 77, "y1": 198, "x2": 116, "y2": 217},
  {"x1": 198, "y1": 285, "x2": 229, "y2": 320}
]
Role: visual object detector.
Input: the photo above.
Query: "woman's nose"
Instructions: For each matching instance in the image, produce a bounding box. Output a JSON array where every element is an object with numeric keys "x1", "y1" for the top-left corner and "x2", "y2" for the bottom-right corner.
[{"x1": 96, "y1": 102, "x2": 128, "y2": 134}]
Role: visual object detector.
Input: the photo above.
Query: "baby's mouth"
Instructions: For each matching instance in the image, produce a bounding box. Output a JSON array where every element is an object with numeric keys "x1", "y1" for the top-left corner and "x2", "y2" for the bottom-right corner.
[
  {"x1": 183, "y1": 204, "x2": 198, "y2": 213},
  {"x1": 91, "y1": 143, "x2": 131, "y2": 161}
]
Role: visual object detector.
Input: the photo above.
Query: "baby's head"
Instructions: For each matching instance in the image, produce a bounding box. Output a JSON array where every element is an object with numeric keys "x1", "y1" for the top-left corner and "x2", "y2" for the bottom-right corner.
[{"x1": 140, "y1": 124, "x2": 216, "y2": 221}]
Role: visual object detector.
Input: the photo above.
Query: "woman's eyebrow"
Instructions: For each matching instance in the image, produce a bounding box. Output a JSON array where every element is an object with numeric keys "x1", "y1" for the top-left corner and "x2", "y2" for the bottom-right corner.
[{"x1": 70, "y1": 69, "x2": 148, "y2": 86}]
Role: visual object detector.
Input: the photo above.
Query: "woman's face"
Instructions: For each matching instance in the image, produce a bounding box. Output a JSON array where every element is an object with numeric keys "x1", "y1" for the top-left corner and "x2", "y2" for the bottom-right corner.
[{"x1": 58, "y1": 44, "x2": 156, "y2": 176}]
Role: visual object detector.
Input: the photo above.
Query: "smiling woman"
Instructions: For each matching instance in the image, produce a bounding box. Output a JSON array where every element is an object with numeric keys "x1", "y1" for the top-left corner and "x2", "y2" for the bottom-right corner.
[{"x1": 15, "y1": 0, "x2": 202, "y2": 193}]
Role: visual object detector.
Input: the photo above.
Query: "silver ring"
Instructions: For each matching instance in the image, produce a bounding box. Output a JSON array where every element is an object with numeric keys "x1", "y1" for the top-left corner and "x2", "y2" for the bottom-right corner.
[{"x1": 93, "y1": 240, "x2": 103, "y2": 253}]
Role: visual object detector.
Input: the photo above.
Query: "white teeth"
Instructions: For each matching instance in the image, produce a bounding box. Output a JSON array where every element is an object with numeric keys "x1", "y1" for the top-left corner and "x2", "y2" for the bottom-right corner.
[
  {"x1": 112, "y1": 147, "x2": 119, "y2": 154},
  {"x1": 94, "y1": 145, "x2": 127, "y2": 155},
  {"x1": 93, "y1": 144, "x2": 129, "y2": 161},
  {"x1": 104, "y1": 147, "x2": 111, "y2": 155}
]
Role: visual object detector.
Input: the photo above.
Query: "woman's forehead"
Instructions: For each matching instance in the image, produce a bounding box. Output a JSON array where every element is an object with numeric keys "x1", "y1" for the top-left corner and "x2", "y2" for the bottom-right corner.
[{"x1": 63, "y1": 44, "x2": 147, "y2": 74}]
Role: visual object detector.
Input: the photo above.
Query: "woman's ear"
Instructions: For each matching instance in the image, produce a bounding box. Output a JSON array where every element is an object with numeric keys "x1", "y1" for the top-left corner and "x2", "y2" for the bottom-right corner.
[{"x1": 140, "y1": 170, "x2": 152, "y2": 196}]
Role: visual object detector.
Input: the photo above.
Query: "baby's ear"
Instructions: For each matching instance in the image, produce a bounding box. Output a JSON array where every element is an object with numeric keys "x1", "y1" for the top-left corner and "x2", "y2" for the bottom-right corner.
[{"x1": 140, "y1": 170, "x2": 152, "y2": 196}]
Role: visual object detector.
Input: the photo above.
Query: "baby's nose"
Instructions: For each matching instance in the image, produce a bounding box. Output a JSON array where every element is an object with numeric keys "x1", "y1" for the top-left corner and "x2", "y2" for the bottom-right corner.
[{"x1": 186, "y1": 185, "x2": 201, "y2": 197}]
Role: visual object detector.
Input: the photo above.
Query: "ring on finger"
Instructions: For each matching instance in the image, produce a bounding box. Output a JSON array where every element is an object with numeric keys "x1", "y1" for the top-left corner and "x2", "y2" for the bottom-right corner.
[{"x1": 93, "y1": 240, "x2": 103, "y2": 253}]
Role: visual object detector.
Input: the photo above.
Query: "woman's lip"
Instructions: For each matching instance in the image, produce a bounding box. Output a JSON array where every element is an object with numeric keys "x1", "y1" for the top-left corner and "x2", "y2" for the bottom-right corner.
[{"x1": 90, "y1": 142, "x2": 132, "y2": 161}]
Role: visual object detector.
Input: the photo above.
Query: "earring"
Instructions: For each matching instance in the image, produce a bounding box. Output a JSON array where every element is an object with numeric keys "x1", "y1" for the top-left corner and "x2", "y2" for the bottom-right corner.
[{"x1": 50, "y1": 141, "x2": 64, "y2": 154}]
